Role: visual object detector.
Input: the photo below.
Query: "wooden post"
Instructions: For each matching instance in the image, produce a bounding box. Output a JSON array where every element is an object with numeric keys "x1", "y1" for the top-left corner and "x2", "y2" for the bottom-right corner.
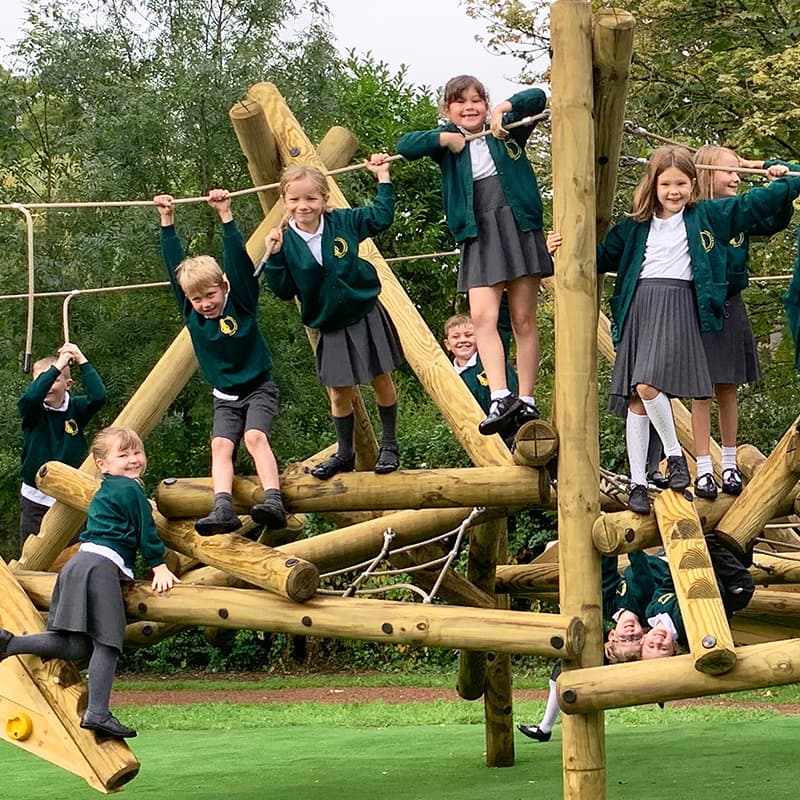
[
  {"x1": 15, "y1": 571, "x2": 585, "y2": 658},
  {"x1": 246, "y1": 81, "x2": 513, "y2": 469},
  {"x1": 0, "y1": 560, "x2": 139, "y2": 792},
  {"x1": 653, "y1": 492, "x2": 736, "y2": 674},
  {"x1": 229, "y1": 96, "x2": 283, "y2": 215},
  {"x1": 716, "y1": 414, "x2": 800, "y2": 555},
  {"x1": 36, "y1": 462, "x2": 319, "y2": 602},
  {"x1": 494, "y1": 562, "x2": 561, "y2": 595},
  {"x1": 551, "y1": 4, "x2": 605, "y2": 798},
  {"x1": 558, "y1": 637, "x2": 800, "y2": 714},
  {"x1": 511, "y1": 419, "x2": 559, "y2": 467}
]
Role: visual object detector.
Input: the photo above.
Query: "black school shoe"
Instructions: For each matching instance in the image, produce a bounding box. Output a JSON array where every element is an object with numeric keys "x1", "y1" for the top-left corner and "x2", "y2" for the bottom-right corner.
[
  {"x1": 250, "y1": 494, "x2": 287, "y2": 530},
  {"x1": 374, "y1": 444, "x2": 400, "y2": 474},
  {"x1": 647, "y1": 469, "x2": 670, "y2": 490},
  {"x1": 721, "y1": 467, "x2": 743, "y2": 496},
  {"x1": 665, "y1": 454, "x2": 691, "y2": 491},
  {"x1": 628, "y1": 484, "x2": 651, "y2": 515},
  {"x1": 81, "y1": 712, "x2": 137, "y2": 739},
  {"x1": 694, "y1": 472, "x2": 719, "y2": 500},
  {"x1": 195, "y1": 506, "x2": 243, "y2": 536},
  {"x1": 478, "y1": 394, "x2": 524, "y2": 436},
  {"x1": 517, "y1": 724, "x2": 552, "y2": 742},
  {"x1": 310, "y1": 452, "x2": 355, "y2": 480}
]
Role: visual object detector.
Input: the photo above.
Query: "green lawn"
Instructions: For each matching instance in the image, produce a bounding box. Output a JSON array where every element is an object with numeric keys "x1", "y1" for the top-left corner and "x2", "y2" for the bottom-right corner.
[{"x1": 2, "y1": 678, "x2": 799, "y2": 799}]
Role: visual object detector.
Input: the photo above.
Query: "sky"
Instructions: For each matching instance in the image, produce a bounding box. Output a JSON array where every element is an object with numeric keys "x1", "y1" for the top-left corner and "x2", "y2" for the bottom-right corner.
[{"x1": 0, "y1": 0, "x2": 538, "y2": 104}]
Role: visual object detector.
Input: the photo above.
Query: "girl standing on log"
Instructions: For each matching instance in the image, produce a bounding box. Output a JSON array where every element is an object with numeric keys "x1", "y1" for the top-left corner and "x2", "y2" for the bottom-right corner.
[
  {"x1": 691, "y1": 147, "x2": 795, "y2": 500},
  {"x1": 261, "y1": 155, "x2": 404, "y2": 480},
  {"x1": 396, "y1": 75, "x2": 552, "y2": 437},
  {"x1": 0, "y1": 426, "x2": 178, "y2": 739},
  {"x1": 597, "y1": 145, "x2": 800, "y2": 516}
]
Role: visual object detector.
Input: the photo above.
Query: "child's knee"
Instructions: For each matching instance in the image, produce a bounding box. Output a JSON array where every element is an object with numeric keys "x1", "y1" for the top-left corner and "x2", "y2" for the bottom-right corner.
[
  {"x1": 210, "y1": 436, "x2": 235, "y2": 458},
  {"x1": 242, "y1": 428, "x2": 268, "y2": 452}
]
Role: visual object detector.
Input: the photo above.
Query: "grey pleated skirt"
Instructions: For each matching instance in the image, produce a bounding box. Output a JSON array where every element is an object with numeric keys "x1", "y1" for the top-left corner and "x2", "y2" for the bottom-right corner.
[
  {"x1": 316, "y1": 300, "x2": 405, "y2": 387},
  {"x1": 48, "y1": 550, "x2": 128, "y2": 652},
  {"x1": 609, "y1": 278, "x2": 713, "y2": 418},
  {"x1": 700, "y1": 293, "x2": 760, "y2": 385},
  {"x1": 458, "y1": 175, "x2": 553, "y2": 292}
]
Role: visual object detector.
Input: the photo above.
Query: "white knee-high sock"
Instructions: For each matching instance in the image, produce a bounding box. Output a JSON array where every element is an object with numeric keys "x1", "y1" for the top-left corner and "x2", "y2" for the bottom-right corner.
[
  {"x1": 626, "y1": 411, "x2": 650, "y2": 486},
  {"x1": 641, "y1": 393, "x2": 681, "y2": 456},
  {"x1": 538, "y1": 679, "x2": 561, "y2": 732}
]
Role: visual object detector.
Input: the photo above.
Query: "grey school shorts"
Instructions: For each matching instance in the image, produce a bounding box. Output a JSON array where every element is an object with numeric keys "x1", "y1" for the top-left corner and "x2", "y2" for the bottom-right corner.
[{"x1": 211, "y1": 380, "x2": 280, "y2": 444}]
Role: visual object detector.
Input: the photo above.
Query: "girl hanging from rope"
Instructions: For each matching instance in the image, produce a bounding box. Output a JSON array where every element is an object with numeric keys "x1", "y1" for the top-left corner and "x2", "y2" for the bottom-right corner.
[
  {"x1": 594, "y1": 145, "x2": 800, "y2": 516},
  {"x1": 396, "y1": 75, "x2": 552, "y2": 438},
  {"x1": 690, "y1": 147, "x2": 796, "y2": 499},
  {"x1": 261, "y1": 154, "x2": 404, "y2": 480},
  {"x1": 0, "y1": 426, "x2": 179, "y2": 739}
]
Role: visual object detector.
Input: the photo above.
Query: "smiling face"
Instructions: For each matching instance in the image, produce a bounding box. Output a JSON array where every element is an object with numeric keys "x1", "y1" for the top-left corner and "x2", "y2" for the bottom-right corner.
[
  {"x1": 444, "y1": 322, "x2": 478, "y2": 367},
  {"x1": 709, "y1": 151, "x2": 741, "y2": 198},
  {"x1": 188, "y1": 283, "x2": 227, "y2": 319},
  {"x1": 607, "y1": 610, "x2": 644, "y2": 662},
  {"x1": 655, "y1": 166, "x2": 695, "y2": 218},
  {"x1": 640, "y1": 624, "x2": 679, "y2": 659},
  {"x1": 445, "y1": 84, "x2": 489, "y2": 134},
  {"x1": 96, "y1": 438, "x2": 147, "y2": 480},
  {"x1": 284, "y1": 175, "x2": 328, "y2": 233}
]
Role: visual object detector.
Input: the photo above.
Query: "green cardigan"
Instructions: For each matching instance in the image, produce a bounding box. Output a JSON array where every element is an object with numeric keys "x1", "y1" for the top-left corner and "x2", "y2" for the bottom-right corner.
[
  {"x1": 599, "y1": 174, "x2": 800, "y2": 345},
  {"x1": 160, "y1": 220, "x2": 273, "y2": 394},
  {"x1": 79, "y1": 474, "x2": 165, "y2": 571},
  {"x1": 395, "y1": 89, "x2": 546, "y2": 243},
  {"x1": 263, "y1": 183, "x2": 394, "y2": 332},
  {"x1": 18, "y1": 363, "x2": 107, "y2": 487}
]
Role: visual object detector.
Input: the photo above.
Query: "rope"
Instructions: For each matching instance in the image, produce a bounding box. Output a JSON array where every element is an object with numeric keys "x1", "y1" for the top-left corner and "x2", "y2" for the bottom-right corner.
[
  {"x1": 0, "y1": 281, "x2": 170, "y2": 301},
  {"x1": 623, "y1": 121, "x2": 693, "y2": 150}
]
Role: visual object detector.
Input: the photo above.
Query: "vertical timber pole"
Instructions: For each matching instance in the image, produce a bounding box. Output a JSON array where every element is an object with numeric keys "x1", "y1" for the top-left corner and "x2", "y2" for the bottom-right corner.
[{"x1": 550, "y1": 3, "x2": 605, "y2": 799}]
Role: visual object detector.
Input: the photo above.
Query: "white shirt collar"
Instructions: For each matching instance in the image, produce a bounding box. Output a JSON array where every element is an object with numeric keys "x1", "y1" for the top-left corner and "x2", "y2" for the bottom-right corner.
[
  {"x1": 453, "y1": 352, "x2": 479, "y2": 374},
  {"x1": 44, "y1": 392, "x2": 70, "y2": 412}
]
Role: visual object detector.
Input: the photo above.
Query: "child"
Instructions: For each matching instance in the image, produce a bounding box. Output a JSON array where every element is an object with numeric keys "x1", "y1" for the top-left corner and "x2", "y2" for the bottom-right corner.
[
  {"x1": 518, "y1": 556, "x2": 647, "y2": 742},
  {"x1": 261, "y1": 155, "x2": 404, "y2": 480},
  {"x1": 596, "y1": 145, "x2": 800, "y2": 515},
  {"x1": 18, "y1": 342, "x2": 107, "y2": 550},
  {"x1": 396, "y1": 76, "x2": 552, "y2": 437},
  {"x1": 155, "y1": 189, "x2": 286, "y2": 533},
  {"x1": 690, "y1": 147, "x2": 795, "y2": 499},
  {"x1": 0, "y1": 426, "x2": 179, "y2": 739}
]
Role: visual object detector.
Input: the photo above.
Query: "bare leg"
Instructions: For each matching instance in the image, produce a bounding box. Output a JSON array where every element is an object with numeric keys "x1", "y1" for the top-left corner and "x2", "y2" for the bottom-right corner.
[
  {"x1": 507, "y1": 274, "x2": 541, "y2": 397},
  {"x1": 468, "y1": 283, "x2": 507, "y2": 392}
]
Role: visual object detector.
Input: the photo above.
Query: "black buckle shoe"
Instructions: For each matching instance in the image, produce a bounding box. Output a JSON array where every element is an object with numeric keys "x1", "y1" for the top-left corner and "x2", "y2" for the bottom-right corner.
[
  {"x1": 478, "y1": 395, "x2": 524, "y2": 436},
  {"x1": 515, "y1": 401, "x2": 541, "y2": 427},
  {"x1": 310, "y1": 452, "x2": 356, "y2": 480},
  {"x1": 721, "y1": 467, "x2": 743, "y2": 496},
  {"x1": 628, "y1": 484, "x2": 651, "y2": 515},
  {"x1": 666, "y1": 454, "x2": 690, "y2": 491},
  {"x1": 694, "y1": 472, "x2": 719, "y2": 500},
  {"x1": 195, "y1": 507, "x2": 243, "y2": 536},
  {"x1": 374, "y1": 444, "x2": 400, "y2": 474},
  {"x1": 517, "y1": 724, "x2": 552, "y2": 742},
  {"x1": 81, "y1": 712, "x2": 137, "y2": 739}
]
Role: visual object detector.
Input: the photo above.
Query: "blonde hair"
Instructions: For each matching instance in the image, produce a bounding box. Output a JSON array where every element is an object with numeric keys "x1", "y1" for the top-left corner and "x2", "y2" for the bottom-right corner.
[
  {"x1": 604, "y1": 639, "x2": 642, "y2": 664},
  {"x1": 443, "y1": 313, "x2": 473, "y2": 337},
  {"x1": 629, "y1": 145, "x2": 698, "y2": 222},
  {"x1": 91, "y1": 426, "x2": 145, "y2": 463},
  {"x1": 175, "y1": 255, "x2": 225, "y2": 297},
  {"x1": 32, "y1": 355, "x2": 65, "y2": 378},
  {"x1": 279, "y1": 165, "x2": 332, "y2": 228},
  {"x1": 694, "y1": 144, "x2": 739, "y2": 201},
  {"x1": 441, "y1": 75, "x2": 489, "y2": 116}
]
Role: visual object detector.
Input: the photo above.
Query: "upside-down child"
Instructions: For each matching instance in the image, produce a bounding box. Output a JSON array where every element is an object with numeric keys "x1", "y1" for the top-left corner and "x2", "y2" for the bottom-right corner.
[
  {"x1": 397, "y1": 75, "x2": 552, "y2": 438},
  {"x1": 155, "y1": 188, "x2": 286, "y2": 534},
  {"x1": 0, "y1": 426, "x2": 179, "y2": 739},
  {"x1": 18, "y1": 341, "x2": 107, "y2": 551},
  {"x1": 261, "y1": 155, "x2": 404, "y2": 480}
]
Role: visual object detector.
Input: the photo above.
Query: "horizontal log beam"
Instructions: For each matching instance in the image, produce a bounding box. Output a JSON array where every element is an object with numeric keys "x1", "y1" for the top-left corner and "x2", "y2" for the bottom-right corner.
[{"x1": 15, "y1": 572, "x2": 584, "y2": 659}]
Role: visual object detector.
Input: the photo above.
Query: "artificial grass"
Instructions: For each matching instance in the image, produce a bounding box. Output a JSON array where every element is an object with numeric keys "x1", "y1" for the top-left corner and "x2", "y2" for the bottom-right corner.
[{"x1": 3, "y1": 711, "x2": 800, "y2": 799}]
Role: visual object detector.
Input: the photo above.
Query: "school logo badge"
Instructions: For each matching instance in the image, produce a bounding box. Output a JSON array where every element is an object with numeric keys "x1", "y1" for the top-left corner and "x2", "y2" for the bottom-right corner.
[
  {"x1": 657, "y1": 592, "x2": 674, "y2": 605},
  {"x1": 504, "y1": 138, "x2": 522, "y2": 160},
  {"x1": 65, "y1": 419, "x2": 78, "y2": 436},
  {"x1": 219, "y1": 316, "x2": 238, "y2": 336},
  {"x1": 700, "y1": 230, "x2": 714, "y2": 252},
  {"x1": 333, "y1": 237, "x2": 348, "y2": 258},
  {"x1": 729, "y1": 233, "x2": 744, "y2": 248},
  {"x1": 477, "y1": 370, "x2": 489, "y2": 387}
]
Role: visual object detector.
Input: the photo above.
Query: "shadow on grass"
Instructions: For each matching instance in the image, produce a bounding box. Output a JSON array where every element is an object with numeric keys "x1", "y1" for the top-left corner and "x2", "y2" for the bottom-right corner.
[{"x1": 2, "y1": 716, "x2": 799, "y2": 799}]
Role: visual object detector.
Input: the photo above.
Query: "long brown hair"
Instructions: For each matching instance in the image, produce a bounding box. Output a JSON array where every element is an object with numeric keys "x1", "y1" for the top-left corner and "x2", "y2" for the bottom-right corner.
[{"x1": 628, "y1": 145, "x2": 698, "y2": 222}]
